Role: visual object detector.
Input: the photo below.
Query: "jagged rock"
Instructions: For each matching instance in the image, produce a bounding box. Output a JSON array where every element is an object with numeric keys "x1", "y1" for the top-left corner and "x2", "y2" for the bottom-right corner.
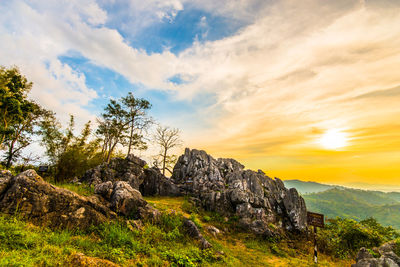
[
  {"x1": 95, "y1": 180, "x2": 160, "y2": 221},
  {"x1": 94, "y1": 181, "x2": 113, "y2": 199},
  {"x1": 139, "y1": 167, "x2": 181, "y2": 197},
  {"x1": 0, "y1": 170, "x2": 116, "y2": 229},
  {"x1": 0, "y1": 170, "x2": 12, "y2": 195},
  {"x1": 183, "y1": 219, "x2": 212, "y2": 249},
  {"x1": 352, "y1": 243, "x2": 400, "y2": 267},
  {"x1": 80, "y1": 154, "x2": 147, "y2": 189},
  {"x1": 206, "y1": 225, "x2": 221, "y2": 238},
  {"x1": 172, "y1": 148, "x2": 307, "y2": 234},
  {"x1": 81, "y1": 155, "x2": 180, "y2": 198}
]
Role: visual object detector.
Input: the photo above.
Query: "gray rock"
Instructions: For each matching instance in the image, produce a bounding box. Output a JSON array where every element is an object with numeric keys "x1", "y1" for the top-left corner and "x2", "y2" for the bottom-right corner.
[
  {"x1": 0, "y1": 170, "x2": 116, "y2": 229},
  {"x1": 171, "y1": 148, "x2": 308, "y2": 235},
  {"x1": 183, "y1": 219, "x2": 212, "y2": 249},
  {"x1": 139, "y1": 167, "x2": 181, "y2": 197},
  {"x1": 206, "y1": 225, "x2": 221, "y2": 238},
  {"x1": 80, "y1": 154, "x2": 146, "y2": 189},
  {"x1": 353, "y1": 243, "x2": 400, "y2": 267}
]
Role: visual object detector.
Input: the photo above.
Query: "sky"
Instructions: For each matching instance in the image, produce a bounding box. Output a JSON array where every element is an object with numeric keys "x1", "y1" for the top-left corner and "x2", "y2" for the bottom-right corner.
[{"x1": 1, "y1": 0, "x2": 400, "y2": 187}]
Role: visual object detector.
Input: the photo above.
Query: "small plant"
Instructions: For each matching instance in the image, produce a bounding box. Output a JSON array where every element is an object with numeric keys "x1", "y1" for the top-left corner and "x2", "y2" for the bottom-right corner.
[
  {"x1": 202, "y1": 215, "x2": 211, "y2": 222},
  {"x1": 190, "y1": 213, "x2": 203, "y2": 229}
]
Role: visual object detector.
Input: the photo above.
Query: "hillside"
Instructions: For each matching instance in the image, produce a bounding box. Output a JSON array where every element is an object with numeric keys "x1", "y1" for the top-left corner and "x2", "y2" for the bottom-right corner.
[
  {"x1": 303, "y1": 188, "x2": 400, "y2": 229},
  {"x1": 283, "y1": 180, "x2": 337, "y2": 194}
]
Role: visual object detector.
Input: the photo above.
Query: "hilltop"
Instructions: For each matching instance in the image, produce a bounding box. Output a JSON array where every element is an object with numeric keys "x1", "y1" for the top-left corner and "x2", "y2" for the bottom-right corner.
[{"x1": 284, "y1": 180, "x2": 400, "y2": 229}]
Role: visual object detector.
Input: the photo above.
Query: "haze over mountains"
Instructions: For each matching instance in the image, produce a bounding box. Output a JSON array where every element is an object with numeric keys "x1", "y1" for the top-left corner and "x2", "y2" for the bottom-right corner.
[{"x1": 284, "y1": 179, "x2": 400, "y2": 229}]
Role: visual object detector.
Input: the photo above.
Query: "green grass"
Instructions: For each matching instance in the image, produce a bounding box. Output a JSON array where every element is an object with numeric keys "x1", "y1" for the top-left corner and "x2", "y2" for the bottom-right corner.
[
  {"x1": 54, "y1": 182, "x2": 95, "y2": 196},
  {"x1": 0, "y1": 195, "x2": 356, "y2": 266}
]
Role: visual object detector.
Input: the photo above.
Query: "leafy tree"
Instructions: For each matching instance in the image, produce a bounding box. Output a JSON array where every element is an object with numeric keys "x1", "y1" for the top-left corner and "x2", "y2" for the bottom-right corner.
[
  {"x1": 2, "y1": 102, "x2": 47, "y2": 168},
  {"x1": 40, "y1": 114, "x2": 102, "y2": 182},
  {"x1": 122, "y1": 92, "x2": 151, "y2": 156},
  {"x1": 0, "y1": 66, "x2": 33, "y2": 146},
  {"x1": 97, "y1": 93, "x2": 151, "y2": 163},
  {"x1": 153, "y1": 125, "x2": 182, "y2": 176}
]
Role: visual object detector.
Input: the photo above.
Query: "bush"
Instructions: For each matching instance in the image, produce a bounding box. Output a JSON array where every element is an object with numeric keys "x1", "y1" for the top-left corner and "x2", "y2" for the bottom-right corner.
[{"x1": 317, "y1": 217, "x2": 399, "y2": 259}]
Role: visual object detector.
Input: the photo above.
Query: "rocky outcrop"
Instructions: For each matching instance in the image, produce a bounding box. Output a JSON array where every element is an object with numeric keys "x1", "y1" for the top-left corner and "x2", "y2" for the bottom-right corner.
[
  {"x1": 0, "y1": 170, "x2": 116, "y2": 229},
  {"x1": 171, "y1": 148, "x2": 307, "y2": 234},
  {"x1": 81, "y1": 155, "x2": 180, "y2": 197},
  {"x1": 80, "y1": 154, "x2": 147, "y2": 188},
  {"x1": 0, "y1": 170, "x2": 159, "y2": 229},
  {"x1": 95, "y1": 180, "x2": 160, "y2": 221},
  {"x1": 352, "y1": 243, "x2": 400, "y2": 267},
  {"x1": 139, "y1": 167, "x2": 181, "y2": 196}
]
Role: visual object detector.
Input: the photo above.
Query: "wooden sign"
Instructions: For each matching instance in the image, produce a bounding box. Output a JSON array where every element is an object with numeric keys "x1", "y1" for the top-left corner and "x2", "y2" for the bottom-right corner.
[{"x1": 307, "y1": 211, "x2": 324, "y2": 228}]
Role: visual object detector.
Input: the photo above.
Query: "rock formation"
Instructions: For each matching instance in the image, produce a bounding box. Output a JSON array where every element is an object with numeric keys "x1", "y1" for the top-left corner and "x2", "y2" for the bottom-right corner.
[
  {"x1": 81, "y1": 154, "x2": 180, "y2": 197},
  {"x1": 352, "y1": 242, "x2": 400, "y2": 267},
  {"x1": 171, "y1": 148, "x2": 307, "y2": 234},
  {"x1": 0, "y1": 170, "x2": 116, "y2": 229},
  {"x1": 0, "y1": 169, "x2": 157, "y2": 229}
]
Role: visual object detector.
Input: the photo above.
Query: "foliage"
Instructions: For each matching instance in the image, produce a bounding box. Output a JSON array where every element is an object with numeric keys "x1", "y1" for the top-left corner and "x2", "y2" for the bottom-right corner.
[
  {"x1": 39, "y1": 114, "x2": 103, "y2": 182},
  {"x1": 0, "y1": 66, "x2": 49, "y2": 167},
  {"x1": 97, "y1": 92, "x2": 151, "y2": 163},
  {"x1": 317, "y1": 217, "x2": 399, "y2": 259}
]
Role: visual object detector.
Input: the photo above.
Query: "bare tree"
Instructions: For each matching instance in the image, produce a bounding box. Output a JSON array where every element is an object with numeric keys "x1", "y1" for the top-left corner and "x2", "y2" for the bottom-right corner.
[{"x1": 153, "y1": 125, "x2": 182, "y2": 176}]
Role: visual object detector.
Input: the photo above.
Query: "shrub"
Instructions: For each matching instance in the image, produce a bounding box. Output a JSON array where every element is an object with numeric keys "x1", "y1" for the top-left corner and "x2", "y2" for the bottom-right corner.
[{"x1": 317, "y1": 217, "x2": 399, "y2": 259}]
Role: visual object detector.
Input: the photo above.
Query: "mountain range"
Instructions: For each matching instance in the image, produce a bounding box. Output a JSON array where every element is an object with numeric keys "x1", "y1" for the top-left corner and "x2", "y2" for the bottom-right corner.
[{"x1": 283, "y1": 179, "x2": 400, "y2": 229}]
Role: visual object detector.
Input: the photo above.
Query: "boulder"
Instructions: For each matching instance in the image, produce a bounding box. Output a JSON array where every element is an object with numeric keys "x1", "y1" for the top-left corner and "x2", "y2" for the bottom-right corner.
[
  {"x1": 80, "y1": 154, "x2": 147, "y2": 189},
  {"x1": 0, "y1": 170, "x2": 116, "y2": 229},
  {"x1": 171, "y1": 148, "x2": 307, "y2": 234},
  {"x1": 183, "y1": 219, "x2": 212, "y2": 249},
  {"x1": 352, "y1": 243, "x2": 400, "y2": 267},
  {"x1": 81, "y1": 155, "x2": 181, "y2": 198},
  {"x1": 94, "y1": 180, "x2": 160, "y2": 222},
  {"x1": 139, "y1": 167, "x2": 181, "y2": 197}
]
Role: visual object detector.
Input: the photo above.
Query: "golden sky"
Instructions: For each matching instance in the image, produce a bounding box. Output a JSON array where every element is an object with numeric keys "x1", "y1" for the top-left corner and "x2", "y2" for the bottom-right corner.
[
  {"x1": 183, "y1": 0, "x2": 400, "y2": 187},
  {"x1": 1, "y1": 0, "x2": 399, "y2": 187}
]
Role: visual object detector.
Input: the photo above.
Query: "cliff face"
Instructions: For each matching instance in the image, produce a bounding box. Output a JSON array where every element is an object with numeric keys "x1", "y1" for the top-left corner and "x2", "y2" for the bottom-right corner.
[{"x1": 172, "y1": 148, "x2": 307, "y2": 234}]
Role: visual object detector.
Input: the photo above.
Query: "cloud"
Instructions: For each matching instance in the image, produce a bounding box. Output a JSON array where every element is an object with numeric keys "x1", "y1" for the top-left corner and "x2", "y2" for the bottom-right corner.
[{"x1": 353, "y1": 85, "x2": 400, "y2": 99}]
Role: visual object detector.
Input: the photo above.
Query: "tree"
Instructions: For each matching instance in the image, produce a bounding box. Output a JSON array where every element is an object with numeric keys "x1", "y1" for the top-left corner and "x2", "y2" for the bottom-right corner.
[
  {"x1": 122, "y1": 92, "x2": 151, "y2": 156},
  {"x1": 2, "y1": 101, "x2": 47, "y2": 168},
  {"x1": 153, "y1": 125, "x2": 182, "y2": 176},
  {"x1": 97, "y1": 93, "x2": 151, "y2": 163},
  {"x1": 0, "y1": 66, "x2": 32, "y2": 146},
  {"x1": 39, "y1": 113, "x2": 103, "y2": 182}
]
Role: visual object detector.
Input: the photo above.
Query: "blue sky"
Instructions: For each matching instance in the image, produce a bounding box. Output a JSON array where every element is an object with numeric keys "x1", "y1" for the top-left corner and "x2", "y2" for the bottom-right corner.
[{"x1": 1, "y1": 0, "x2": 400, "y2": 186}]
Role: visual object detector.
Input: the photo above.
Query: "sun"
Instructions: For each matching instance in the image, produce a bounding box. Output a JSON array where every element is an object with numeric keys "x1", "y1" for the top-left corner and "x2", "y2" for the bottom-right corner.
[{"x1": 318, "y1": 128, "x2": 348, "y2": 150}]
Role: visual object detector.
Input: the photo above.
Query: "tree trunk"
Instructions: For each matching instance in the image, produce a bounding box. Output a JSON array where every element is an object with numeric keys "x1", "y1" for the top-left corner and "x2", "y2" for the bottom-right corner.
[
  {"x1": 5, "y1": 140, "x2": 16, "y2": 168},
  {"x1": 162, "y1": 148, "x2": 167, "y2": 176},
  {"x1": 127, "y1": 119, "x2": 134, "y2": 156}
]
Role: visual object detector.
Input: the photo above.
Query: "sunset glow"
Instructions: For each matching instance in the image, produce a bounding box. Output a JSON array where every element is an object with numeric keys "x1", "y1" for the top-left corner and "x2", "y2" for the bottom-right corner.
[
  {"x1": 318, "y1": 129, "x2": 348, "y2": 150},
  {"x1": 1, "y1": 0, "x2": 400, "y2": 188}
]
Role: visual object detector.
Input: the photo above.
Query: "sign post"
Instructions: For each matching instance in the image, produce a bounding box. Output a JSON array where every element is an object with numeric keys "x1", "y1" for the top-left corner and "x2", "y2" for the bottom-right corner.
[{"x1": 307, "y1": 211, "x2": 324, "y2": 264}]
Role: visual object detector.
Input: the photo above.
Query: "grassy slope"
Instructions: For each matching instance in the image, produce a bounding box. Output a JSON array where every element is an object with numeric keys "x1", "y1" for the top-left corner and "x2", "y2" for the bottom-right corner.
[
  {"x1": 0, "y1": 186, "x2": 353, "y2": 266},
  {"x1": 304, "y1": 188, "x2": 400, "y2": 229}
]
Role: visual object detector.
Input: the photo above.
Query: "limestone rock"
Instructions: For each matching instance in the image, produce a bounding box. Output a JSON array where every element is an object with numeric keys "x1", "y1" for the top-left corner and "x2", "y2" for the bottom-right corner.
[
  {"x1": 206, "y1": 225, "x2": 221, "y2": 238},
  {"x1": 184, "y1": 219, "x2": 212, "y2": 249},
  {"x1": 352, "y1": 243, "x2": 400, "y2": 267},
  {"x1": 0, "y1": 170, "x2": 116, "y2": 229},
  {"x1": 80, "y1": 154, "x2": 147, "y2": 189},
  {"x1": 139, "y1": 167, "x2": 181, "y2": 197},
  {"x1": 172, "y1": 148, "x2": 307, "y2": 234}
]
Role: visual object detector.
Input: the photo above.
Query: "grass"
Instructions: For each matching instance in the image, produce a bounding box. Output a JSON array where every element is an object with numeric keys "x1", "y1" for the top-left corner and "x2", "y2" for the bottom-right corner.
[
  {"x1": 54, "y1": 182, "x2": 95, "y2": 196},
  {"x1": 0, "y1": 194, "x2": 355, "y2": 266}
]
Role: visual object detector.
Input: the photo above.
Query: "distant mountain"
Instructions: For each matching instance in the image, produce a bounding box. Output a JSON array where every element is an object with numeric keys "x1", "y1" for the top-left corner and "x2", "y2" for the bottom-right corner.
[
  {"x1": 283, "y1": 179, "x2": 338, "y2": 194},
  {"x1": 303, "y1": 188, "x2": 400, "y2": 229}
]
